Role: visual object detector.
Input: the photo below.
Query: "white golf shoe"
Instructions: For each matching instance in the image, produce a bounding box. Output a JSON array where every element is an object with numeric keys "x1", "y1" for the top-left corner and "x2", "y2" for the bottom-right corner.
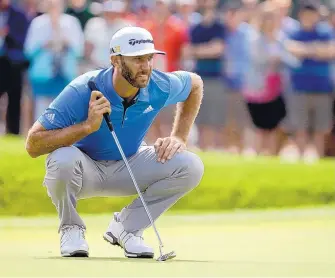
[
  {"x1": 60, "y1": 225, "x2": 89, "y2": 257},
  {"x1": 103, "y1": 213, "x2": 154, "y2": 258}
]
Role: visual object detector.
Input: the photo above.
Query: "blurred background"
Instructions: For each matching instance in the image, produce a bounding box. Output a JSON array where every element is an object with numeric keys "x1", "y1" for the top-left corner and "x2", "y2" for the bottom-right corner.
[{"x1": 1, "y1": 0, "x2": 335, "y2": 164}]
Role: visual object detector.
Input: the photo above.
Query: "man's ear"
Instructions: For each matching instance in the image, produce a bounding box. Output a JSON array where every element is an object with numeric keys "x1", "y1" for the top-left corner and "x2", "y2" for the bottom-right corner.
[{"x1": 111, "y1": 56, "x2": 122, "y2": 68}]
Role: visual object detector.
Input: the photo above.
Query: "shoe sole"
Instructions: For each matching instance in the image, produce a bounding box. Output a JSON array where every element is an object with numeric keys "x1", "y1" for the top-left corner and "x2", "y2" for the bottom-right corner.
[
  {"x1": 61, "y1": 250, "x2": 89, "y2": 257},
  {"x1": 103, "y1": 232, "x2": 154, "y2": 259}
]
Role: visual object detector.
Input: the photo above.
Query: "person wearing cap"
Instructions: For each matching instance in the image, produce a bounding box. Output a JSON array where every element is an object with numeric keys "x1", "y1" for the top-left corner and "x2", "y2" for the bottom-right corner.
[
  {"x1": 84, "y1": 0, "x2": 133, "y2": 69},
  {"x1": 284, "y1": 0, "x2": 335, "y2": 163},
  {"x1": 25, "y1": 26, "x2": 204, "y2": 259}
]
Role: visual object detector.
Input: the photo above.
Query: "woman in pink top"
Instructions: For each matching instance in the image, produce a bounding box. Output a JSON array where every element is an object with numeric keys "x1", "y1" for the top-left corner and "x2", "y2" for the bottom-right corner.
[{"x1": 243, "y1": 7, "x2": 300, "y2": 155}]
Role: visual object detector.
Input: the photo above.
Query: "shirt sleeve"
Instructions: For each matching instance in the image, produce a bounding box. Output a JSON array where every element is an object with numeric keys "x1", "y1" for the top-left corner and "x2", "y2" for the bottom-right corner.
[
  {"x1": 287, "y1": 28, "x2": 298, "y2": 40},
  {"x1": 164, "y1": 71, "x2": 192, "y2": 107},
  {"x1": 38, "y1": 85, "x2": 87, "y2": 130},
  {"x1": 320, "y1": 29, "x2": 334, "y2": 41},
  {"x1": 190, "y1": 25, "x2": 198, "y2": 44}
]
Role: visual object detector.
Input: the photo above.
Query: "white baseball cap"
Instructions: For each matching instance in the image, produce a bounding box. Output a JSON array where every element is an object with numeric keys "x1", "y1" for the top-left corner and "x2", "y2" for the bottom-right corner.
[{"x1": 109, "y1": 26, "x2": 166, "y2": 57}]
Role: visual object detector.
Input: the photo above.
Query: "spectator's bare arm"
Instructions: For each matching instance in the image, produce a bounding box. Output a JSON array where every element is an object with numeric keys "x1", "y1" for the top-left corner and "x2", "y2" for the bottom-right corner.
[
  {"x1": 192, "y1": 39, "x2": 224, "y2": 59},
  {"x1": 309, "y1": 41, "x2": 335, "y2": 60},
  {"x1": 284, "y1": 40, "x2": 311, "y2": 58}
]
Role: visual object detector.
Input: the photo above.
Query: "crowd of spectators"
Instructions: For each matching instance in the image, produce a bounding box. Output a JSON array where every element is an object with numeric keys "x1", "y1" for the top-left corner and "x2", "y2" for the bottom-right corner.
[{"x1": 1, "y1": 0, "x2": 335, "y2": 164}]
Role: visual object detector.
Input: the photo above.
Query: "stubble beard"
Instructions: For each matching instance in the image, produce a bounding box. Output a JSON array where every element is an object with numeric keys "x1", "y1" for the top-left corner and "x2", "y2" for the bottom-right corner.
[{"x1": 120, "y1": 58, "x2": 149, "y2": 88}]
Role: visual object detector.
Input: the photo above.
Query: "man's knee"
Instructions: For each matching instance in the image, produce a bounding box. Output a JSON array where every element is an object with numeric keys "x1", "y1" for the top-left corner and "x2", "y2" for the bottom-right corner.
[
  {"x1": 45, "y1": 146, "x2": 84, "y2": 186},
  {"x1": 172, "y1": 151, "x2": 204, "y2": 190}
]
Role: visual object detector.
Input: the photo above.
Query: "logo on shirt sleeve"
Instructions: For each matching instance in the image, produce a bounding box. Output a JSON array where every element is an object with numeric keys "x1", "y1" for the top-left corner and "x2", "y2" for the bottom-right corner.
[{"x1": 45, "y1": 113, "x2": 55, "y2": 123}]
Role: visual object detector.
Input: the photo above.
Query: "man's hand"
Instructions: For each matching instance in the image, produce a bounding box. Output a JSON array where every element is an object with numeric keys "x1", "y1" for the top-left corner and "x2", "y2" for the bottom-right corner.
[
  {"x1": 154, "y1": 136, "x2": 187, "y2": 163},
  {"x1": 84, "y1": 90, "x2": 111, "y2": 133},
  {"x1": 285, "y1": 40, "x2": 312, "y2": 59}
]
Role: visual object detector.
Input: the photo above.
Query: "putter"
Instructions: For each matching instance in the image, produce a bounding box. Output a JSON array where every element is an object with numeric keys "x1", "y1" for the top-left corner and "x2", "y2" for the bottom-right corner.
[{"x1": 88, "y1": 80, "x2": 176, "y2": 262}]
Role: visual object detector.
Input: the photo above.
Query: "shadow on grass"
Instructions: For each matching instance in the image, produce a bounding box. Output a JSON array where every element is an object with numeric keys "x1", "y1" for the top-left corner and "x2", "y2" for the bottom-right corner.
[{"x1": 36, "y1": 256, "x2": 215, "y2": 263}]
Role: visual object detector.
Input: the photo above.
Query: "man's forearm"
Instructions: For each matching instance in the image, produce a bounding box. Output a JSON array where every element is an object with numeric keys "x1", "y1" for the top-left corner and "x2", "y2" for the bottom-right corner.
[
  {"x1": 171, "y1": 74, "x2": 203, "y2": 143},
  {"x1": 285, "y1": 41, "x2": 310, "y2": 58},
  {"x1": 286, "y1": 40, "x2": 335, "y2": 60},
  {"x1": 310, "y1": 43, "x2": 335, "y2": 60},
  {"x1": 193, "y1": 41, "x2": 224, "y2": 59},
  {"x1": 26, "y1": 122, "x2": 91, "y2": 158}
]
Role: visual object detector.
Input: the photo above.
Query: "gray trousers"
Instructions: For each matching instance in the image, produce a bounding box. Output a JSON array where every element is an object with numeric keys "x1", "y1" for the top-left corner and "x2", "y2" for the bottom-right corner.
[{"x1": 43, "y1": 146, "x2": 204, "y2": 233}]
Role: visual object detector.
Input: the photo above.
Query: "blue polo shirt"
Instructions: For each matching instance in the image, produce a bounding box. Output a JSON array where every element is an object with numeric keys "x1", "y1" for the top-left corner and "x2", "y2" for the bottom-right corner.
[
  {"x1": 190, "y1": 19, "x2": 225, "y2": 77},
  {"x1": 38, "y1": 67, "x2": 192, "y2": 161},
  {"x1": 289, "y1": 23, "x2": 334, "y2": 94}
]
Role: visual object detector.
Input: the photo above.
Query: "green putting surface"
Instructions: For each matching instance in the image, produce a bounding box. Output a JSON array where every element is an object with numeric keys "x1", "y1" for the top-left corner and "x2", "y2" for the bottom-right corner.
[{"x1": 0, "y1": 207, "x2": 334, "y2": 277}]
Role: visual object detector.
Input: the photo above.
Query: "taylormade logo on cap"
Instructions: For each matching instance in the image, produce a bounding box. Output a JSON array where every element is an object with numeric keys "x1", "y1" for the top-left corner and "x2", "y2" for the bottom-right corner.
[
  {"x1": 129, "y1": 39, "x2": 154, "y2": 46},
  {"x1": 110, "y1": 26, "x2": 165, "y2": 57}
]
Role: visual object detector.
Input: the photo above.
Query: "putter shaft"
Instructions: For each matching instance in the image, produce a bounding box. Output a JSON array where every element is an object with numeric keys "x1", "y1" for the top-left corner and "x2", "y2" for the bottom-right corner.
[{"x1": 110, "y1": 130, "x2": 165, "y2": 252}]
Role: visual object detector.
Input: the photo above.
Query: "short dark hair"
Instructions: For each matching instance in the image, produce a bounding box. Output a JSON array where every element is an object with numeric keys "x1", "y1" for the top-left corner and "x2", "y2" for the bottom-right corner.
[{"x1": 298, "y1": 0, "x2": 320, "y2": 12}]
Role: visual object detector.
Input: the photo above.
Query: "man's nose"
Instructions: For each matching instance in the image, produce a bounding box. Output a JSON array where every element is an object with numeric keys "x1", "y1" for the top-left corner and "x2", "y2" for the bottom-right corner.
[{"x1": 140, "y1": 59, "x2": 151, "y2": 71}]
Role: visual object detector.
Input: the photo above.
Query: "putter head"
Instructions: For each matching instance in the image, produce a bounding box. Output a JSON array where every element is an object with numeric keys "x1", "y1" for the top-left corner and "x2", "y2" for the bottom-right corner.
[{"x1": 156, "y1": 251, "x2": 176, "y2": 262}]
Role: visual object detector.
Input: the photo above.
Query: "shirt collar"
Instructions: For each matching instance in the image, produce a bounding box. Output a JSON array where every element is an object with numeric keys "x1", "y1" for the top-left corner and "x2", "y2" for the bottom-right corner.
[
  {"x1": 138, "y1": 86, "x2": 150, "y2": 102},
  {"x1": 102, "y1": 66, "x2": 150, "y2": 103}
]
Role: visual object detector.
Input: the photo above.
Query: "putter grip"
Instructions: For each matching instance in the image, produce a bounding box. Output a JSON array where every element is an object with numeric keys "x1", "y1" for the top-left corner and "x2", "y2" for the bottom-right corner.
[{"x1": 88, "y1": 80, "x2": 114, "y2": 132}]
